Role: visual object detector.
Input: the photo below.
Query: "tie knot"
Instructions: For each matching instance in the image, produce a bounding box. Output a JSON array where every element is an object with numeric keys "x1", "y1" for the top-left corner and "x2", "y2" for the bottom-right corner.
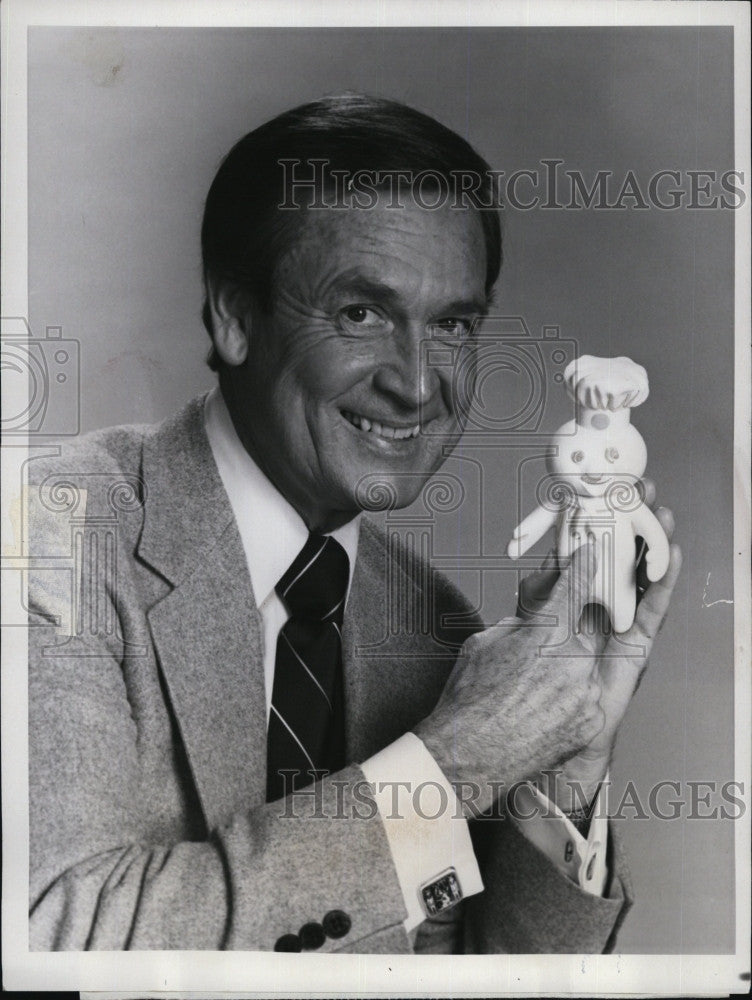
[{"x1": 276, "y1": 533, "x2": 350, "y2": 622}]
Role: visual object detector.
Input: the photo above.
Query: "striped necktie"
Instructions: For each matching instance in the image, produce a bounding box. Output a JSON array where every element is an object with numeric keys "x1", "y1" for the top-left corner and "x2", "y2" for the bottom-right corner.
[{"x1": 266, "y1": 532, "x2": 350, "y2": 803}]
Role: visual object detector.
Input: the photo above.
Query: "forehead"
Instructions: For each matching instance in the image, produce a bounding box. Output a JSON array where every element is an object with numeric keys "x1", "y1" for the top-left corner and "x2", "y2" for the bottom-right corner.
[{"x1": 277, "y1": 192, "x2": 488, "y2": 308}]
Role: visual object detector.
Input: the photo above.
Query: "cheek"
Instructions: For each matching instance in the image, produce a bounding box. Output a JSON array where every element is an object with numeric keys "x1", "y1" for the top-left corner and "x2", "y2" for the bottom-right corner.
[
  {"x1": 261, "y1": 324, "x2": 375, "y2": 407},
  {"x1": 613, "y1": 443, "x2": 646, "y2": 476},
  {"x1": 294, "y1": 340, "x2": 379, "y2": 405},
  {"x1": 549, "y1": 457, "x2": 570, "y2": 478}
]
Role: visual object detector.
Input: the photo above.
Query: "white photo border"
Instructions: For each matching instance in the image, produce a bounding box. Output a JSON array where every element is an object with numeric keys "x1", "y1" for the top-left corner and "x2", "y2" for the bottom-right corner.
[{"x1": 2, "y1": 0, "x2": 750, "y2": 995}]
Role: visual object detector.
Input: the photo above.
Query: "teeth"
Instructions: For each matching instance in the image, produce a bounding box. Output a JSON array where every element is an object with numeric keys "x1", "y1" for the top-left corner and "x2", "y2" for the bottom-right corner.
[{"x1": 343, "y1": 410, "x2": 420, "y2": 440}]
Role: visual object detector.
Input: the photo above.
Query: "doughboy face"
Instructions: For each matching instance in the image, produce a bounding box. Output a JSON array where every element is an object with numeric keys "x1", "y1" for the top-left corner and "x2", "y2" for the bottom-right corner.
[{"x1": 548, "y1": 419, "x2": 647, "y2": 498}]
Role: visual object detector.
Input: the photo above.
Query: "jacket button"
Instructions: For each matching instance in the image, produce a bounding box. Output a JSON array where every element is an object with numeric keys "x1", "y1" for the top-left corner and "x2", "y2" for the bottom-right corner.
[
  {"x1": 299, "y1": 921, "x2": 326, "y2": 950},
  {"x1": 274, "y1": 933, "x2": 302, "y2": 952},
  {"x1": 322, "y1": 909, "x2": 351, "y2": 939}
]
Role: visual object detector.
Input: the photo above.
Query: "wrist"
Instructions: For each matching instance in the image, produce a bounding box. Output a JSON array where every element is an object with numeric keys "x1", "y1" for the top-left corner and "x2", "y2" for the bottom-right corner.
[
  {"x1": 410, "y1": 724, "x2": 502, "y2": 817},
  {"x1": 536, "y1": 755, "x2": 609, "y2": 814}
]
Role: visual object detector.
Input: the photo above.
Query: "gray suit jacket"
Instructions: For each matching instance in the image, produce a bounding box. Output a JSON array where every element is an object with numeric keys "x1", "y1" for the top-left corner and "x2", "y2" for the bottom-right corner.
[{"x1": 28, "y1": 396, "x2": 631, "y2": 952}]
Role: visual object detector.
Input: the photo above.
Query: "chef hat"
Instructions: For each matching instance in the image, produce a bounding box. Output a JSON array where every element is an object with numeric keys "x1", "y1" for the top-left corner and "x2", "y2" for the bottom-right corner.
[{"x1": 564, "y1": 355, "x2": 649, "y2": 430}]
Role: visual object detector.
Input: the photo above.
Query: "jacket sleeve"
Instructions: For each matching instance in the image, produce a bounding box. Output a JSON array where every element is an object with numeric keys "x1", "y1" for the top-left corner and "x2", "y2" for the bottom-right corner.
[
  {"x1": 27, "y1": 477, "x2": 411, "y2": 953},
  {"x1": 415, "y1": 564, "x2": 633, "y2": 955},
  {"x1": 28, "y1": 479, "x2": 631, "y2": 953},
  {"x1": 29, "y1": 611, "x2": 412, "y2": 951},
  {"x1": 409, "y1": 817, "x2": 631, "y2": 955},
  {"x1": 461, "y1": 809, "x2": 632, "y2": 954}
]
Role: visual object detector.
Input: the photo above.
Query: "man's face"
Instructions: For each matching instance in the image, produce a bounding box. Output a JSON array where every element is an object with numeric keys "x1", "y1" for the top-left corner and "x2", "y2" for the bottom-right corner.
[{"x1": 222, "y1": 193, "x2": 488, "y2": 531}]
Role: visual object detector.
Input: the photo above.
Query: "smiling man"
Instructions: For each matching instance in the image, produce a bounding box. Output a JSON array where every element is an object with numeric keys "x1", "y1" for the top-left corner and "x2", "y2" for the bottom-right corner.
[
  {"x1": 208, "y1": 179, "x2": 488, "y2": 530},
  {"x1": 28, "y1": 94, "x2": 681, "y2": 953}
]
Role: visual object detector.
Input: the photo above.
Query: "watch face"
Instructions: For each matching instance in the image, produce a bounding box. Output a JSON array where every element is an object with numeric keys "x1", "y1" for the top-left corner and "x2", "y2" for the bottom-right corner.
[{"x1": 421, "y1": 869, "x2": 462, "y2": 916}]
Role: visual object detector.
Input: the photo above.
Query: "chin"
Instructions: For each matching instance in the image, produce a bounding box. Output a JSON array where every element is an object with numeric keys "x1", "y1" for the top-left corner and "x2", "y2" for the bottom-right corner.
[{"x1": 345, "y1": 467, "x2": 430, "y2": 514}]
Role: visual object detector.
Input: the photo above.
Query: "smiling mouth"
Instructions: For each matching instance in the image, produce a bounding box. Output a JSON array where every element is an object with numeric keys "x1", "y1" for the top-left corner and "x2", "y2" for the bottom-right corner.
[
  {"x1": 581, "y1": 473, "x2": 606, "y2": 485},
  {"x1": 342, "y1": 410, "x2": 421, "y2": 440}
]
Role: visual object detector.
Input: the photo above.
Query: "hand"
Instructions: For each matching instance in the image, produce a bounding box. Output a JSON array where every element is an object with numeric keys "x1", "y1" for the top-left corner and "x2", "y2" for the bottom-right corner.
[
  {"x1": 525, "y1": 483, "x2": 682, "y2": 811},
  {"x1": 558, "y1": 523, "x2": 681, "y2": 799},
  {"x1": 414, "y1": 543, "x2": 605, "y2": 815}
]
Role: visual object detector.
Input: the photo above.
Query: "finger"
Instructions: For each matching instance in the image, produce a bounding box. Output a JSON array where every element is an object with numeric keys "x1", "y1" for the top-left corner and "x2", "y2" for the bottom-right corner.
[
  {"x1": 517, "y1": 549, "x2": 558, "y2": 586},
  {"x1": 518, "y1": 569, "x2": 559, "y2": 616},
  {"x1": 620, "y1": 543, "x2": 682, "y2": 662},
  {"x1": 540, "y1": 548, "x2": 557, "y2": 571},
  {"x1": 579, "y1": 602, "x2": 611, "y2": 657},
  {"x1": 636, "y1": 506, "x2": 676, "y2": 598},
  {"x1": 642, "y1": 477, "x2": 657, "y2": 508},
  {"x1": 546, "y1": 541, "x2": 597, "y2": 621},
  {"x1": 517, "y1": 548, "x2": 561, "y2": 618},
  {"x1": 487, "y1": 615, "x2": 524, "y2": 640},
  {"x1": 635, "y1": 538, "x2": 649, "y2": 596},
  {"x1": 654, "y1": 506, "x2": 675, "y2": 540}
]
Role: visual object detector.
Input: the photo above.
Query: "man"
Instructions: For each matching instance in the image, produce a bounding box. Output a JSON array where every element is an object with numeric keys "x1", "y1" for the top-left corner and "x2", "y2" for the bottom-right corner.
[{"x1": 28, "y1": 94, "x2": 681, "y2": 953}]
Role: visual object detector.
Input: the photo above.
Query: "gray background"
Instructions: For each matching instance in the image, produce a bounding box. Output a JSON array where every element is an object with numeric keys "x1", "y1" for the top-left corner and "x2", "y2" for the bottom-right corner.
[{"x1": 28, "y1": 26, "x2": 736, "y2": 953}]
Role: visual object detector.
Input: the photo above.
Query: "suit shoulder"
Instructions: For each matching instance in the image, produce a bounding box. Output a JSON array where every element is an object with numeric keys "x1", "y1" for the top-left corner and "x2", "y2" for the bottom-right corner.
[
  {"x1": 24, "y1": 421, "x2": 158, "y2": 562},
  {"x1": 26, "y1": 420, "x2": 156, "y2": 486}
]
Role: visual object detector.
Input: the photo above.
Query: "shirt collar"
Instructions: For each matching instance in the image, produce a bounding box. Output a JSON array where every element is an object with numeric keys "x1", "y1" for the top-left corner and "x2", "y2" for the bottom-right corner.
[{"x1": 203, "y1": 387, "x2": 360, "y2": 608}]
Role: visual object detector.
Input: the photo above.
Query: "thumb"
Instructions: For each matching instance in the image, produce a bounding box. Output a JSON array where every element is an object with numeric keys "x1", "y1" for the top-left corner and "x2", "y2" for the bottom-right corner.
[{"x1": 547, "y1": 541, "x2": 597, "y2": 622}]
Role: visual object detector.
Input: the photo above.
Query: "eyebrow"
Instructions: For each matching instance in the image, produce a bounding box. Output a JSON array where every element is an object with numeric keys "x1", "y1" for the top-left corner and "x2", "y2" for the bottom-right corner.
[{"x1": 326, "y1": 273, "x2": 489, "y2": 316}]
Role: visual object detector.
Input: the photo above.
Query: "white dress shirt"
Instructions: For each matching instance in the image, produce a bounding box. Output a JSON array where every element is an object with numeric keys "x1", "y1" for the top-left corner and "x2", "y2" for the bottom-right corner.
[{"x1": 203, "y1": 387, "x2": 608, "y2": 933}]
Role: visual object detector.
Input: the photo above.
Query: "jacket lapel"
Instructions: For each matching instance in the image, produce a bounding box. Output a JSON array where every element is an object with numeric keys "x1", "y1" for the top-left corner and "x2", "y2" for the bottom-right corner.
[
  {"x1": 138, "y1": 397, "x2": 268, "y2": 830},
  {"x1": 136, "y1": 399, "x2": 456, "y2": 826},
  {"x1": 342, "y1": 519, "x2": 453, "y2": 762}
]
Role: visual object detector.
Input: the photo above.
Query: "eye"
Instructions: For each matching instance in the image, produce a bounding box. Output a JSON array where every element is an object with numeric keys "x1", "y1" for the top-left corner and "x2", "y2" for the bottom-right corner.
[
  {"x1": 605, "y1": 447, "x2": 620, "y2": 463},
  {"x1": 428, "y1": 317, "x2": 473, "y2": 339},
  {"x1": 338, "y1": 304, "x2": 389, "y2": 332},
  {"x1": 571, "y1": 450, "x2": 585, "y2": 463}
]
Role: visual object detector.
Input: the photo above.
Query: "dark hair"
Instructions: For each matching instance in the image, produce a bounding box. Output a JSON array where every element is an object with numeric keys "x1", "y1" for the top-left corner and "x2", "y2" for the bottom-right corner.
[{"x1": 201, "y1": 93, "x2": 502, "y2": 368}]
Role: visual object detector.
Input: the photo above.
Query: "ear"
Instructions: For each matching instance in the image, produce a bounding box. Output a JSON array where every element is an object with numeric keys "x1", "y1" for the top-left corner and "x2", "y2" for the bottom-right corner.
[{"x1": 206, "y1": 276, "x2": 251, "y2": 367}]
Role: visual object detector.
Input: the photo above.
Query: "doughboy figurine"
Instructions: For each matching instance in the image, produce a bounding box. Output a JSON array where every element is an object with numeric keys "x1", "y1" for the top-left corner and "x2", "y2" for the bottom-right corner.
[{"x1": 507, "y1": 355, "x2": 670, "y2": 633}]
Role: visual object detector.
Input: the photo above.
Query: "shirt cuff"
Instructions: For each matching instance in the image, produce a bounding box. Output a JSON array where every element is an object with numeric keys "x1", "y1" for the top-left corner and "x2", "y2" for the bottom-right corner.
[
  {"x1": 360, "y1": 732, "x2": 484, "y2": 932},
  {"x1": 507, "y1": 778, "x2": 609, "y2": 896}
]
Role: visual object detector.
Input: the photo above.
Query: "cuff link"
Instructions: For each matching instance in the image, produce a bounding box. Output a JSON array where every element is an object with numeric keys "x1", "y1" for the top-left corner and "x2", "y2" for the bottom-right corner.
[{"x1": 420, "y1": 867, "x2": 462, "y2": 917}]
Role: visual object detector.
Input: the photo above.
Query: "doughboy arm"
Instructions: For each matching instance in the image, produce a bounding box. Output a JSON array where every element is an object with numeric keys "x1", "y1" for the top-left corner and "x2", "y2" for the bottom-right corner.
[
  {"x1": 507, "y1": 505, "x2": 559, "y2": 559},
  {"x1": 633, "y1": 503, "x2": 671, "y2": 581}
]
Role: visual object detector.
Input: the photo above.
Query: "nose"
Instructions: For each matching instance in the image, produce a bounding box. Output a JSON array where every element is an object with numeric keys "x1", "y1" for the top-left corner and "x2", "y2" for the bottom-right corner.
[{"x1": 372, "y1": 320, "x2": 442, "y2": 413}]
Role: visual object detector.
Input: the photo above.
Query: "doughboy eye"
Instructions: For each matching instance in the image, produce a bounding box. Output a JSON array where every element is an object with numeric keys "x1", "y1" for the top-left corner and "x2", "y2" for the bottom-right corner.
[
  {"x1": 605, "y1": 447, "x2": 620, "y2": 463},
  {"x1": 571, "y1": 450, "x2": 585, "y2": 463}
]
